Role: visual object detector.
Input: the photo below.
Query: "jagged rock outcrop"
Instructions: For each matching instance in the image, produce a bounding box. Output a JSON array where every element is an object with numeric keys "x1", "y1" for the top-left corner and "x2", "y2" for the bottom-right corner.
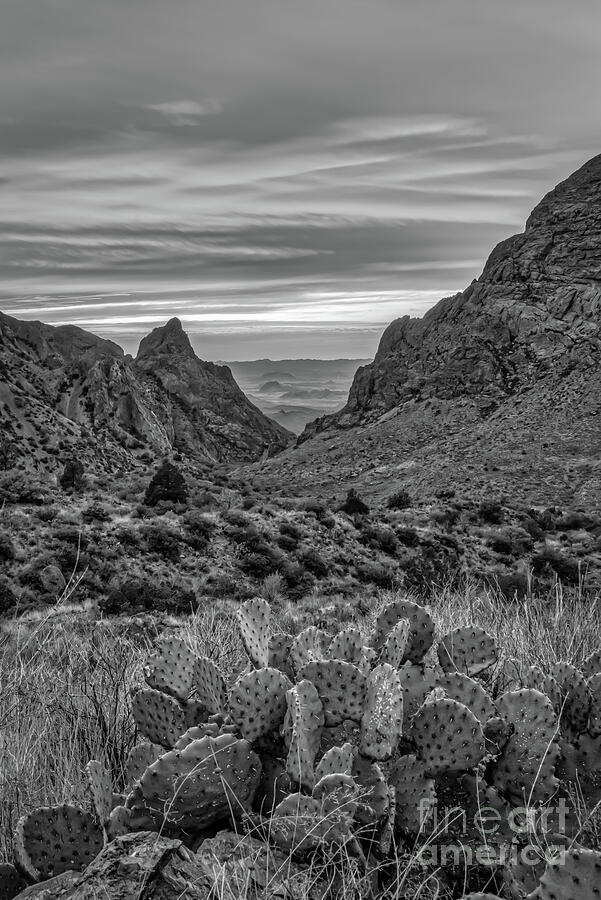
[
  {"x1": 302, "y1": 153, "x2": 601, "y2": 434},
  {"x1": 258, "y1": 154, "x2": 601, "y2": 512},
  {"x1": 0, "y1": 313, "x2": 291, "y2": 472}
]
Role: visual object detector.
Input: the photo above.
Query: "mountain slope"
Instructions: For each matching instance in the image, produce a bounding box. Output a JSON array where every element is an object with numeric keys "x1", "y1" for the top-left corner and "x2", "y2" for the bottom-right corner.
[
  {"x1": 0, "y1": 313, "x2": 291, "y2": 472},
  {"x1": 255, "y1": 153, "x2": 601, "y2": 510}
]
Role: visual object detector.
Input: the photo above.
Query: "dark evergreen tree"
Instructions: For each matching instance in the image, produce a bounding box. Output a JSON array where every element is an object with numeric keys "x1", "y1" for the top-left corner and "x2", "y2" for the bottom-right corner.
[
  {"x1": 340, "y1": 488, "x2": 369, "y2": 516},
  {"x1": 144, "y1": 460, "x2": 188, "y2": 507}
]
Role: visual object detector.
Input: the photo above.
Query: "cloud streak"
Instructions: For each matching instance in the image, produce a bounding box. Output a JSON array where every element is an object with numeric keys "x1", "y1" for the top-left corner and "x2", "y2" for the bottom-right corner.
[{"x1": 1, "y1": 0, "x2": 600, "y2": 357}]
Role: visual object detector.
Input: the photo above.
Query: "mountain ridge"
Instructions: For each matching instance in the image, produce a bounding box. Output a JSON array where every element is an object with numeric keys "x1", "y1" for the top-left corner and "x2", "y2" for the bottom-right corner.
[{"x1": 0, "y1": 313, "x2": 291, "y2": 472}]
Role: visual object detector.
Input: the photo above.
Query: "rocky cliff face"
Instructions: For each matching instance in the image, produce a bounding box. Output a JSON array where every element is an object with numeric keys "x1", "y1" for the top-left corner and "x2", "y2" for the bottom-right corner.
[
  {"x1": 303, "y1": 153, "x2": 601, "y2": 434},
  {"x1": 0, "y1": 313, "x2": 291, "y2": 472},
  {"x1": 260, "y1": 154, "x2": 601, "y2": 511}
]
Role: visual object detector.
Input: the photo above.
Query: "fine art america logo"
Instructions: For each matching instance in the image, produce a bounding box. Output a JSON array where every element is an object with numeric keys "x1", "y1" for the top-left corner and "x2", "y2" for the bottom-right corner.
[{"x1": 415, "y1": 797, "x2": 572, "y2": 866}]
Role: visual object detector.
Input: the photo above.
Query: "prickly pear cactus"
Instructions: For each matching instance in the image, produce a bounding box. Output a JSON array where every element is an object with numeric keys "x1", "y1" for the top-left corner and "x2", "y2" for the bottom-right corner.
[
  {"x1": 373, "y1": 599, "x2": 434, "y2": 663},
  {"x1": 85, "y1": 759, "x2": 113, "y2": 829},
  {"x1": 268, "y1": 632, "x2": 294, "y2": 679},
  {"x1": 269, "y1": 792, "x2": 353, "y2": 855},
  {"x1": 314, "y1": 743, "x2": 355, "y2": 781},
  {"x1": 290, "y1": 626, "x2": 329, "y2": 674},
  {"x1": 551, "y1": 661, "x2": 591, "y2": 740},
  {"x1": 106, "y1": 806, "x2": 131, "y2": 841},
  {"x1": 132, "y1": 733, "x2": 262, "y2": 831},
  {"x1": 388, "y1": 754, "x2": 436, "y2": 835},
  {"x1": 410, "y1": 697, "x2": 486, "y2": 775},
  {"x1": 588, "y1": 672, "x2": 601, "y2": 737},
  {"x1": 360, "y1": 663, "x2": 403, "y2": 760},
  {"x1": 193, "y1": 656, "x2": 228, "y2": 715},
  {"x1": 144, "y1": 634, "x2": 195, "y2": 701},
  {"x1": 15, "y1": 805, "x2": 103, "y2": 880},
  {"x1": 229, "y1": 667, "x2": 291, "y2": 742},
  {"x1": 437, "y1": 625, "x2": 497, "y2": 676},
  {"x1": 583, "y1": 649, "x2": 601, "y2": 677},
  {"x1": 398, "y1": 662, "x2": 436, "y2": 726},
  {"x1": 0, "y1": 864, "x2": 26, "y2": 899},
  {"x1": 283, "y1": 679, "x2": 324, "y2": 791},
  {"x1": 491, "y1": 688, "x2": 559, "y2": 805},
  {"x1": 299, "y1": 659, "x2": 366, "y2": 725},
  {"x1": 379, "y1": 618, "x2": 411, "y2": 668},
  {"x1": 535, "y1": 847, "x2": 601, "y2": 900},
  {"x1": 125, "y1": 741, "x2": 163, "y2": 789},
  {"x1": 329, "y1": 627, "x2": 364, "y2": 665},
  {"x1": 438, "y1": 672, "x2": 496, "y2": 724},
  {"x1": 132, "y1": 688, "x2": 186, "y2": 748},
  {"x1": 236, "y1": 597, "x2": 270, "y2": 668}
]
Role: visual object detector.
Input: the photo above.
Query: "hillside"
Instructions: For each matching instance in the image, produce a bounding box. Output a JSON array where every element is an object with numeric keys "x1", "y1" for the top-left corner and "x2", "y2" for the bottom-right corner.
[
  {"x1": 0, "y1": 314, "x2": 291, "y2": 471},
  {"x1": 257, "y1": 154, "x2": 601, "y2": 511}
]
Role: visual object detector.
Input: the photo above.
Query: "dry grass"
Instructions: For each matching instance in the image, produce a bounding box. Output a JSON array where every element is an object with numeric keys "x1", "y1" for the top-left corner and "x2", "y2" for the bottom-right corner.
[{"x1": 0, "y1": 578, "x2": 599, "y2": 892}]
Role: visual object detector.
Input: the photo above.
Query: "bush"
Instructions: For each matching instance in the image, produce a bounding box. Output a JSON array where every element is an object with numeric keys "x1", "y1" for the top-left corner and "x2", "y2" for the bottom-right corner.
[
  {"x1": 60, "y1": 458, "x2": 85, "y2": 492},
  {"x1": 140, "y1": 523, "x2": 182, "y2": 561},
  {"x1": 340, "y1": 488, "x2": 369, "y2": 516},
  {"x1": 99, "y1": 578, "x2": 197, "y2": 615},
  {"x1": 359, "y1": 524, "x2": 398, "y2": 556},
  {"x1": 0, "y1": 575, "x2": 17, "y2": 613},
  {"x1": 478, "y1": 499, "x2": 504, "y2": 524},
  {"x1": 386, "y1": 488, "x2": 412, "y2": 510},
  {"x1": 183, "y1": 511, "x2": 215, "y2": 551},
  {"x1": 144, "y1": 461, "x2": 188, "y2": 507},
  {"x1": 0, "y1": 531, "x2": 16, "y2": 563},
  {"x1": 296, "y1": 547, "x2": 329, "y2": 578}
]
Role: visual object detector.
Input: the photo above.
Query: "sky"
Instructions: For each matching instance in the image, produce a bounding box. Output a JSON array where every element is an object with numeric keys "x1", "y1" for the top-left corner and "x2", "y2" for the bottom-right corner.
[{"x1": 1, "y1": 1, "x2": 601, "y2": 360}]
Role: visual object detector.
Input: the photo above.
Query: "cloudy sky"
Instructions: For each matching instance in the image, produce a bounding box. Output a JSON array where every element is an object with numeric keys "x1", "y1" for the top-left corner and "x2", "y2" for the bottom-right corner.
[{"x1": 1, "y1": 0, "x2": 600, "y2": 359}]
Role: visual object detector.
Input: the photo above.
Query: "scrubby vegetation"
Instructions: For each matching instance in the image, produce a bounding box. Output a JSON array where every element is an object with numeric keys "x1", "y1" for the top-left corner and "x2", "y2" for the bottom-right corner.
[{"x1": 1, "y1": 582, "x2": 600, "y2": 897}]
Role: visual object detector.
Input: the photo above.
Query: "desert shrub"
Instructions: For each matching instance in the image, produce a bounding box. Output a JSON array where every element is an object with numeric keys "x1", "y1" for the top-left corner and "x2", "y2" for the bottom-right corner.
[
  {"x1": 522, "y1": 515, "x2": 545, "y2": 541},
  {"x1": 99, "y1": 577, "x2": 196, "y2": 615},
  {"x1": 555, "y1": 511, "x2": 598, "y2": 531},
  {"x1": 182, "y1": 510, "x2": 215, "y2": 551},
  {"x1": 531, "y1": 547, "x2": 581, "y2": 584},
  {"x1": 340, "y1": 488, "x2": 369, "y2": 516},
  {"x1": 144, "y1": 460, "x2": 187, "y2": 507},
  {"x1": 396, "y1": 527, "x2": 420, "y2": 547},
  {"x1": 0, "y1": 575, "x2": 18, "y2": 613},
  {"x1": 296, "y1": 547, "x2": 328, "y2": 578},
  {"x1": 492, "y1": 570, "x2": 530, "y2": 600},
  {"x1": 114, "y1": 525, "x2": 142, "y2": 548},
  {"x1": 0, "y1": 531, "x2": 16, "y2": 563},
  {"x1": 81, "y1": 503, "x2": 111, "y2": 524},
  {"x1": 359, "y1": 523, "x2": 398, "y2": 556},
  {"x1": 355, "y1": 559, "x2": 398, "y2": 588},
  {"x1": 279, "y1": 521, "x2": 304, "y2": 541},
  {"x1": 261, "y1": 572, "x2": 285, "y2": 603},
  {"x1": 386, "y1": 488, "x2": 412, "y2": 510},
  {"x1": 140, "y1": 523, "x2": 182, "y2": 561},
  {"x1": 0, "y1": 470, "x2": 50, "y2": 505},
  {"x1": 222, "y1": 509, "x2": 252, "y2": 528},
  {"x1": 478, "y1": 499, "x2": 504, "y2": 524},
  {"x1": 59, "y1": 458, "x2": 85, "y2": 492},
  {"x1": 277, "y1": 559, "x2": 315, "y2": 599}
]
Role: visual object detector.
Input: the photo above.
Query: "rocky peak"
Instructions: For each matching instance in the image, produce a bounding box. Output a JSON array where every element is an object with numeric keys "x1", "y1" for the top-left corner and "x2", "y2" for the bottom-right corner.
[
  {"x1": 136, "y1": 317, "x2": 195, "y2": 361},
  {"x1": 303, "y1": 152, "x2": 601, "y2": 435}
]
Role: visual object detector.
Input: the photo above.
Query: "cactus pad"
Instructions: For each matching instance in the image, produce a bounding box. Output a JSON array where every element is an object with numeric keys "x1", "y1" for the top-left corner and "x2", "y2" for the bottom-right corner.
[
  {"x1": 107, "y1": 806, "x2": 131, "y2": 840},
  {"x1": 290, "y1": 626, "x2": 329, "y2": 674},
  {"x1": 144, "y1": 635, "x2": 195, "y2": 701},
  {"x1": 236, "y1": 597, "x2": 270, "y2": 668},
  {"x1": 125, "y1": 741, "x2": 163, "y2": 789},
  {"x1": 410, "y1": 697, "x2": 486, "y2": 775},
  {"x1": 268, "y1": 632, "x2": 294, "y2": 678},
  {"x1": 437, "y1": 625, "x2": 497, "y2": 676},
  {"x1": 399, "y1": 663, "x2": 436, "y2": 726},
  {"x1": 329, "y1": 627, "x2": 364, "y2": 665},
  {"x1": 389, "y1": 754, "x2": 436, "y2": 835},
  {"x1": 438, "y1": 672, "x2": 495, "y2": 724},
  {"x1": 588, "y1": 672, "x2": 601, "y2": 737},
  {"x1": 551, "y1": 661, "x2": 591, "y2": 739},
  {"x1": 373, "y1": 599, "x2": 434, "y2": 663},
  {"x1": 85, "y1": 759, "x2": 113, "y2": 828},
  {"x1": 135, "y1": 733, "x2": 262, "y2": 830},
  {"x1": 583, "y1": 650, "x2": 601, "y2": 677},
  {"x1": 315, "y1": 743, "x2": 355, "y2": 782},
  {"x1": 536, "y1": 848, "x2": 601, "y2": 900},
  {"x1": 379, "y1": 618, "x2": 411, "y2": 668},
  {"x1": 0, "y1": 864, "x2": 26, "y2": 900},
  {"x1": 15, "y1": 805, "x2": 103, "y2": 880},
  {"x1": 193, "y1": 656, "x2": 228, "y2": 715},
  {"x1": 300, "y1": 659, "x2": 366, "y2": 725},
  {"x1": 283, "y1": 679, "x2": 324, "y2": 791},
  {"x1": 491, "y1": 688, "x2": 559, "y2": 805},
  {"x1": 132, "y1": 688, "x2": 186, "y2": 748},
  {"x1": 269, "y1": 792, "x2": 353, "y2": 854},
  {"x1": 229, "y1": 667, "x2": 291, "y2": 742},
  {"x1": 360, "y1": 663, "x2": 403, "y2": 760}
]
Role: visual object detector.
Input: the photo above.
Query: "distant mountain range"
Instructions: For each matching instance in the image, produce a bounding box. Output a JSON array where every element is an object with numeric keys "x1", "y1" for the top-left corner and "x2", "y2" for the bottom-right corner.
[{"x1": 226, "y1": 358, "x2": 370, "y2": 433}]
